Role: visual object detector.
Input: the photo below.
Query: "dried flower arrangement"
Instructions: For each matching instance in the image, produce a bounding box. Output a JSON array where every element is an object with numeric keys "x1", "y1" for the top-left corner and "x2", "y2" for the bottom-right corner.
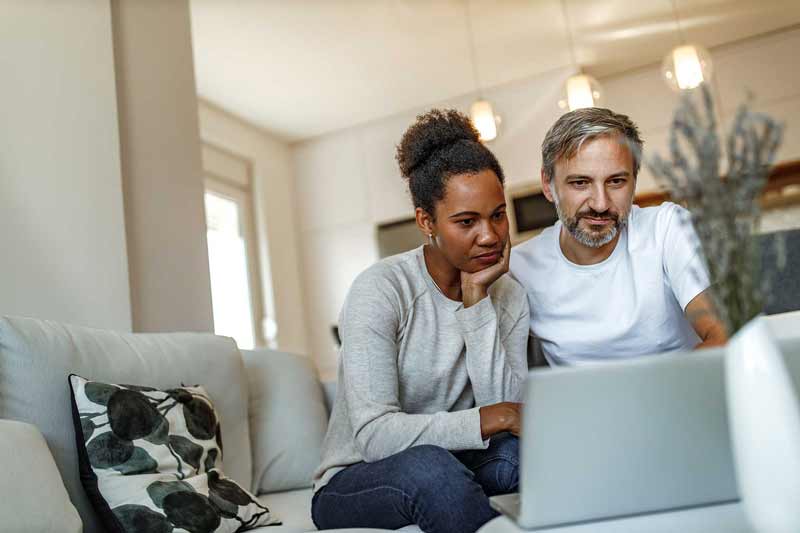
[{"x1": 648, "y1": 86, "x2": 785, "y2": 335}]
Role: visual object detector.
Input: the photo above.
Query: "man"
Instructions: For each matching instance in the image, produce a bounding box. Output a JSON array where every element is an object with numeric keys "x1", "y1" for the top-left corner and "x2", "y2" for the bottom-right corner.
[{"x1": 510, "y1": 107, "x2": 727, "y2": 366}]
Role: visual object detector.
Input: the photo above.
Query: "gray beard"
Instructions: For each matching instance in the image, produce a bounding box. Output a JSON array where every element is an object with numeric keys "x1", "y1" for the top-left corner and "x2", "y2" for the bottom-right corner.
[{"x1": 553, "y1": 194, "x2": 626, "y2": 249}]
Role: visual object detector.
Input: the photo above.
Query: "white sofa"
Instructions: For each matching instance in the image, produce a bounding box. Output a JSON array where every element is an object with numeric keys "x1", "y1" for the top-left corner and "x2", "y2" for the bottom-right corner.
[
  {"x1": 4, "y1": 312, "x2": 799, "y2": 533},
  {"x1": 0, "y1": 315, "x2": 421, "y2": 533}
]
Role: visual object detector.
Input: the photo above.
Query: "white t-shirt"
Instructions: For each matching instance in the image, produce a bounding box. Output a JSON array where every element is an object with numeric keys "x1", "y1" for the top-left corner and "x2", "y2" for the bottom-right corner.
[{"x1": 510, "y1": 202, "x2": 710, "y2": 366}]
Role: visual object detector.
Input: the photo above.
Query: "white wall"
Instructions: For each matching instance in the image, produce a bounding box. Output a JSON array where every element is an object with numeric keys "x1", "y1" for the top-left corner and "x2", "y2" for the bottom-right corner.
[
  {"x1": 0, "y1": 0, "x2": 131, "y2": 331},
  {"x1": 198, "y1": 102, "x2": 309, "y2": 355},
  {"x1": 112, "y1": 0, "x2": 214, "y2": 333},
  {"x1": 292, "y1": 28, "x2": 800, "y2": 377}
]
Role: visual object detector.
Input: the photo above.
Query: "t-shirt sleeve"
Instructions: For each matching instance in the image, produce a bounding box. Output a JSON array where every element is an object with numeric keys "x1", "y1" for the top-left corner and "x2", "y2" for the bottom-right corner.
[{"x1": 662, "y1": 203, "x2": 711, "y2": 310}]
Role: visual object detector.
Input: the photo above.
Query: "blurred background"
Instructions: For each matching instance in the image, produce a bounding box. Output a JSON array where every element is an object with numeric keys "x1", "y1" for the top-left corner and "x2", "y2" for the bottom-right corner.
[{"x1": 2, "y1": 0, "x2": 799, "y2": 379}]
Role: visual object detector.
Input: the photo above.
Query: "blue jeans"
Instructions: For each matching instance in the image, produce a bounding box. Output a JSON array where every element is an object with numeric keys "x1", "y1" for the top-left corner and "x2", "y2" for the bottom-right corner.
[{"x1": 311, "y1": 433, "x2": 519, "y2": 533}]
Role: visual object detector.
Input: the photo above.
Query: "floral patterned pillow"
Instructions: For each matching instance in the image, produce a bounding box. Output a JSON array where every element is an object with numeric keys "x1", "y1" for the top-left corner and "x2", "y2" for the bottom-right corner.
[{"x1": 68, "y1": 374, "x2": 281, "y2": 533}]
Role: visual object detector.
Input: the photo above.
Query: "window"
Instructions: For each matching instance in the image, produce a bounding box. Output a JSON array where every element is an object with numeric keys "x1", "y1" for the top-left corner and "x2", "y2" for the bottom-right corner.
[{"x1": 202, "y1": 144, "x2": 264, "y2": 349}]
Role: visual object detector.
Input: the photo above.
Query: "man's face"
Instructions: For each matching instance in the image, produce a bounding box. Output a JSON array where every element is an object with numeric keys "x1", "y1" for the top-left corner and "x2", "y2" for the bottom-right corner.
[{"x1": 543, "y1": 135, "x2": 636, "y2": 248}]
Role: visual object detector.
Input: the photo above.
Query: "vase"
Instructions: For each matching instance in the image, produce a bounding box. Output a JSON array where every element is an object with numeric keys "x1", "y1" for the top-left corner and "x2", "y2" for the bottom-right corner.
[{"x1": 725, "y1": 316, "x2": 800, "y2": 533}]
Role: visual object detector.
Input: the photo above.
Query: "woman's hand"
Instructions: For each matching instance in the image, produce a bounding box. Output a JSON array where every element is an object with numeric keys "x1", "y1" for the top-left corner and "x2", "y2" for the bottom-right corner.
[
  {"x1": 479, "y1": 401, "x2": 522, "y2": 439},
  {"x1": 460, "y1": 239, "x2": 511, "y2": 308}
]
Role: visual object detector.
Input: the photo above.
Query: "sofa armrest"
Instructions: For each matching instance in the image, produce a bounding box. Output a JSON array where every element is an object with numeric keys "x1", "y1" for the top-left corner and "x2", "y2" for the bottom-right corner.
[
  {"x1": 321, "y1": 379, "x2": 337, "y2": 415},
  {"x1": 0, "y1": 419, "x2": 82, "y2": 533}
]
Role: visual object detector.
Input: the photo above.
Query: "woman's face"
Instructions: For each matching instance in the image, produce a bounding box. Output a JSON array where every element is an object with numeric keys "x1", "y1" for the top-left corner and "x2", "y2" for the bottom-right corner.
[{"x1": 430, "y1": 169, "x2": 509, "y2": 274}]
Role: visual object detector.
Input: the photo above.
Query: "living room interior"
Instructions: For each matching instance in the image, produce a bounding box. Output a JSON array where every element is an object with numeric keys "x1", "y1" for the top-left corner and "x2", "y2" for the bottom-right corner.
[
  {"x1": 194, "y1": 1, "x2": 800, "y2": 381},
  {"x1": 3, "y1": 1, "x2": 800, "y2": 533}
]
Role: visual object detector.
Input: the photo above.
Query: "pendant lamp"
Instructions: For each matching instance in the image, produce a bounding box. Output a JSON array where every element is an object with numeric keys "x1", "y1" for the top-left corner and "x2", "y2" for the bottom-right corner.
[
  {"x1": 662, "y1": 0, "x2": 712, "y2": 91},
  {"x1": 464, "y1": 0, "x2": 499, "y2": 141},
  {"x1": 557, "y1": 0, "x2": 603, "y2": 111}
]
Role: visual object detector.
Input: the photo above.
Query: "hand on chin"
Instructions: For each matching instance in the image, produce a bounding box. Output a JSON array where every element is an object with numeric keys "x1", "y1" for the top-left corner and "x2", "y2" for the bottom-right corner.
[{"x1": 459, "y1": 239, "x2": 511, "y2": 307}]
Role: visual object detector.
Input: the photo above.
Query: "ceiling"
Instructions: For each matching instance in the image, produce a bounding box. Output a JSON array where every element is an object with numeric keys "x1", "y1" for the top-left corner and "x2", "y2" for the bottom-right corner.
[{"x1": 189, "y1": 0, "x2": 800, "y2": 142}]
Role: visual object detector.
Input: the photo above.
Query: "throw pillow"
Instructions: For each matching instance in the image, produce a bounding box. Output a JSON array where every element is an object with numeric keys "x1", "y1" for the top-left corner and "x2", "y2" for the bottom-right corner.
[{"x1": 68, "y1": 374, "x2": 280, "y2": 532}]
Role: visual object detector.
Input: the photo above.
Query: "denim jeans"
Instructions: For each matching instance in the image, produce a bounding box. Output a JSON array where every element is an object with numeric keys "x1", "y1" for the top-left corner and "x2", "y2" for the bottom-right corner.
[{"x1": 311, "y1": 432, "x2": 519, "y2": 533}]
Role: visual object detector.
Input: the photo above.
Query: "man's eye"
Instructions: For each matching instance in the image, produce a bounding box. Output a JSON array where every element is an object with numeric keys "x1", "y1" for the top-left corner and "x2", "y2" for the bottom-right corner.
[
  {"x1": 571, "y1": 181, "x2": 588, "y2": 188},
  {"x1": 492, "y1": 211, "x2": 506, "y2": 220},
  {"x1": 458, "y1": 219, "x2": 474, "y2": 227},
  {"x1": 610, "y1": 178, "x2": 626, "y2": 186}
]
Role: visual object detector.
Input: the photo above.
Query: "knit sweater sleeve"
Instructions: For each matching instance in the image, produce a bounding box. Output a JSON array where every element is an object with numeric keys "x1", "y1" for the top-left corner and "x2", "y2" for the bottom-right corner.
[
  {"x1": 456, "y1": 278, "x2": 529, "y2": 405},
  {"x1": 339, "y1": 270, "x2": 487, "y2": 463}
]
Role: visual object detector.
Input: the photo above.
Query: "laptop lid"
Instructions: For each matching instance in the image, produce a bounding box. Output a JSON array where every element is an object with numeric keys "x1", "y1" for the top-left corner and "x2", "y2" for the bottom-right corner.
[{"x1": 517, "y1": 346, "x2": 738, "y2": 530}]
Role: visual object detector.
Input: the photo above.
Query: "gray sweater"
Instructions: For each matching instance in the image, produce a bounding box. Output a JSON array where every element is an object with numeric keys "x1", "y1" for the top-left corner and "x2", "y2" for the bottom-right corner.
[{"x1": 313, "y1": 245, "x2": 530, "y2": 491}]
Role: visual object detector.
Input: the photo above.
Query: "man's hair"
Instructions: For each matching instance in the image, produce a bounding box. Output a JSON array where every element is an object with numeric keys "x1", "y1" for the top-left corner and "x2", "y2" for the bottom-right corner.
[{"x1": 541, "y1": 107, "x2": 643, "y2": 181}]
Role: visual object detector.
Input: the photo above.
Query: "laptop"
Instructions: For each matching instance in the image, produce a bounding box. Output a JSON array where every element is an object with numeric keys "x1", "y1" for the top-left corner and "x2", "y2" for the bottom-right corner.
[{"x1": 490, "y1": 345, "x2": 740, "y2": 530}]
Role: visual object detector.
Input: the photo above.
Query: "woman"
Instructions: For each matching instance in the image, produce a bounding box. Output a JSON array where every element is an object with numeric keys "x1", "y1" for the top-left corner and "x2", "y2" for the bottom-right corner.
[{"x1": 311, "y1": 109, "x2": 529, "y2": 533}]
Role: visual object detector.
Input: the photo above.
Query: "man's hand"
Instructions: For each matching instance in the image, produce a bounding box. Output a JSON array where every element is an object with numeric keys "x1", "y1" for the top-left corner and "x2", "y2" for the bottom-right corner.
[
  {"x1": 685, "y1": 289, "x2": 728, "y2": 349},
  {"x1": 479, "y1": 401, "x2": 522, "y2": 439},
  {"x1": 460, "y1": 239, "x2": 511, "y2": 308}
]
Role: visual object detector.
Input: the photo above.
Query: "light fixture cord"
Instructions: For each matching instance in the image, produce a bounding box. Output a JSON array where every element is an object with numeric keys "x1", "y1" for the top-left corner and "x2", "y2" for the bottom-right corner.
[
  {"x1": 463, "y1": 0, "x2": 482, "y2": 97},
  {"x1": 670, "y1": 0, "x2": 688, "y2": 45},
  {"x1": 559, "y1": 0, "x2": 578, "y2": 68}
]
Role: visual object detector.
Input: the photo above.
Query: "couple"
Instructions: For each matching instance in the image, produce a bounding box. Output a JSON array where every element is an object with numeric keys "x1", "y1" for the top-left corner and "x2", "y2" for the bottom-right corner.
[{"x1": 310, "y1": 108, "x2": 728, "y2": 533}]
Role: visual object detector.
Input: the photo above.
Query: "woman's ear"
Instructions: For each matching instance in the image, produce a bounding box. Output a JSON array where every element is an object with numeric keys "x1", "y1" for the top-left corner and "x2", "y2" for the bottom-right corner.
[{"x1": 415, "y1": 207, "x2": 435, "y2": 239}]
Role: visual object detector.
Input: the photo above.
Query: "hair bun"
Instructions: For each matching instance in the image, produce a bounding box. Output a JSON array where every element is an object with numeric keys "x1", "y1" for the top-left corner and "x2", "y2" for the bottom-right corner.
[{"x1": 396, "y1": 109, "x2": 480, "y2": 179}]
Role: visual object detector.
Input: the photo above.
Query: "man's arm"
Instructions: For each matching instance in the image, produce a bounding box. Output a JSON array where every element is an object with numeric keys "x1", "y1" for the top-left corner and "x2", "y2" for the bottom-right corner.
[{"x1": 685, "y1": 289, "x2": 728, "y2": 349}]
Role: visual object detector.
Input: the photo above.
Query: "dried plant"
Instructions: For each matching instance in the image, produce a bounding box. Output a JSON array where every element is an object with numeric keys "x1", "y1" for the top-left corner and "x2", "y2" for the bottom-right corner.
[{"x1": 648, "y1": 86, "x2": 784, "y2": 334}]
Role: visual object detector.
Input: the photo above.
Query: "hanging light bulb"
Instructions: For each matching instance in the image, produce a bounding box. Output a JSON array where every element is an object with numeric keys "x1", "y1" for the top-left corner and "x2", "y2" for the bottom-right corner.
[
  {"x1": 470, "y1": 100, "x2": 498, "y2": 142},
  {"x1": 662, "y1": 44, "x2": 712, "y2": 91},
  {"x1": 463, "y1": 1, "x2": 500, "y2": 142},
  {"x1": 557, "y1": 0, "x2": 603, "y2": 113},
  {"x1": 662, "y1": 0, "x2": 713, "y2": 91},
  {"x1": 558, "y1": 73, "x2": 603, "y2": 111}
]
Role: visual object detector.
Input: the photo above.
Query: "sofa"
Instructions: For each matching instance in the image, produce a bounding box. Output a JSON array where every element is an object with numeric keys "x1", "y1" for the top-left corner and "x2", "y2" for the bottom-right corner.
[
  {"x1": 0, "y1": 315, "x2": 421, "y2": 533},
  {"x1": 4, "y1": 312, "x2": 800, "y2": 533}
]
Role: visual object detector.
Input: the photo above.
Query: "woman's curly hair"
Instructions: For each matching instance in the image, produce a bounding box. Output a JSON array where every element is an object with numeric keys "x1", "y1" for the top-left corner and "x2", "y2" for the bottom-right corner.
[{"x1": 395, "y1": 109, "x2": 505, "y2": 217}]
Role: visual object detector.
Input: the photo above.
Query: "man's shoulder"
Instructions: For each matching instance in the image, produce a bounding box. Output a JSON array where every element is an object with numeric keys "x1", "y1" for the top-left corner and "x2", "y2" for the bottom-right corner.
[
  {"x1": 510, "y1": 226, "x2": 559, "y2": 290},
  {"x1": 629, "y1": 201, "x2": 690, "y2": 248},
  {"x1": 632, "y1": 201, "x2": 686, "y2": 231},
  {"x1": 511, "y1": 225, "x2": 558, "y2": 261}
]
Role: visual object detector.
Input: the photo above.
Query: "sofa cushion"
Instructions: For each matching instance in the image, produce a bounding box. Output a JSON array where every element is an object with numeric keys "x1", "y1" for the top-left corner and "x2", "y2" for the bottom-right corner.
[
  {"x1": 0, "y1": 316, "x2": 253, "y2": 533},
  {"x1": 0, "y1": 419, "x2": 83, "y2": 533},
  {"x1": 242, "y1": 349, "x2": 328, "y2": 494},
  {"x1": 257, "y1": 489, "x2": 315, "y2": 532}
]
